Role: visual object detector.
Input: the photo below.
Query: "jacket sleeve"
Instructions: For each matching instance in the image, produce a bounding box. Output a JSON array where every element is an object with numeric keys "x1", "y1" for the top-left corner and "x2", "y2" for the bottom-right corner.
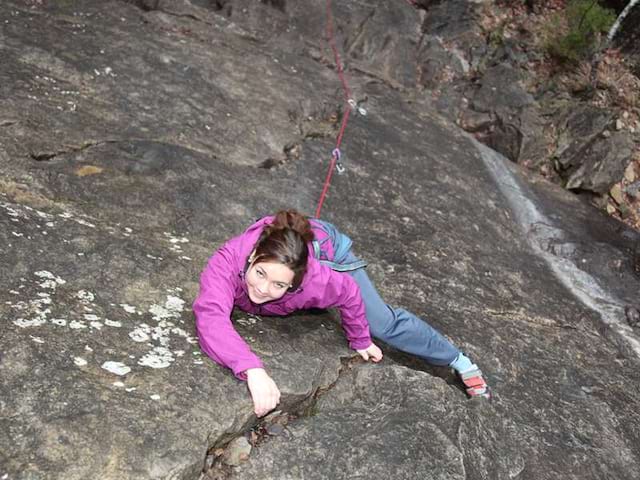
[
  {"x1": 315, "y1": 267, "x2": 372, "y2": 351},
  {"x1": 193, "y1": 241, "x2": 263, "y2": 380}
]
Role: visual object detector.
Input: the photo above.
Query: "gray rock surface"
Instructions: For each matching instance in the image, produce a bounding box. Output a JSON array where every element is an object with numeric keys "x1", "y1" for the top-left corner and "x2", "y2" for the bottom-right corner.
[
  {"x1": 222, "y1": 437, "x2": 251, "y2": 467},
  {"x1": 564, "y1": 131, "x2": 635, "y2": 193},
  {"x1": 236, "y1": 360, "x2": 638, "y2": 480},
  {"x1": 553, "y1": 104, "x2": 634, "y2": 193},
  {"x1": 467, "y1": 64, "x2": 549, "y2": 169},
  {"x1": 1, "y1": 1, "x2": 640, "y2": 479}
]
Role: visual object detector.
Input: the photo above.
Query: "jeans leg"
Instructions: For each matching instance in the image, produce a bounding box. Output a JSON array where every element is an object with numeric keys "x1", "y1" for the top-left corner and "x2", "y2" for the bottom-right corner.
[{"x1": 345, "y1": 253, "x2": 460, "y2": 366}]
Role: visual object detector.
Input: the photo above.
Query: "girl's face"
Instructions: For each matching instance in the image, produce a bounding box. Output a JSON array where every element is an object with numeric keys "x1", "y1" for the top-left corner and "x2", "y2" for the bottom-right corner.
[{"x1": 246, "y1": 260, "x2": 295, "y2": 304}]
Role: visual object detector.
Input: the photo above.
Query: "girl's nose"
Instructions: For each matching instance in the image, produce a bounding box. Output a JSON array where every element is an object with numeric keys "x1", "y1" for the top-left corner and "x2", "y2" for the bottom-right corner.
[{"x1": 256, "y1": 280, "x2": 269, "y2": 296}]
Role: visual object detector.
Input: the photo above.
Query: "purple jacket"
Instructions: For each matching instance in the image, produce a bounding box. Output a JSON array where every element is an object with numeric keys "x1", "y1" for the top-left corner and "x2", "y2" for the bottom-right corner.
[{"x1": 193, "y1": 217, "x2": 372, "y2": 380}]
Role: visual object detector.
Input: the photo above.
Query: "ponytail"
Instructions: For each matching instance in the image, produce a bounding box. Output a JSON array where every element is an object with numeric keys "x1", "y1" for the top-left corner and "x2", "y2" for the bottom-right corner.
[
  {"x1": 252, "y1": 209, "x2": 314, "y2": 289},
  {"x1": 267, "y1": 210, "x2": 314, "y2": 243}
]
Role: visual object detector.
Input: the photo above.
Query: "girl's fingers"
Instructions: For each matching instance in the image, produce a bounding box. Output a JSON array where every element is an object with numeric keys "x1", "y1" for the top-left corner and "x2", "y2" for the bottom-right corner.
[
  {"x1": 247, "y1": 369, "x2": 281, "y2": 416},
  {"x1": 255, "y1": 388, "x2": 280, "y2": 417},
  {"x1": 369, "y1": 344, "x2": 383, "y2": 362}
]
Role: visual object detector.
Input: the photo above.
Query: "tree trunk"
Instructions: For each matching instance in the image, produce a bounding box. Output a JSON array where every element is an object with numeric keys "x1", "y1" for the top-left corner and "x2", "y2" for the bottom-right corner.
[{"x1": 590, "y1": 0, "x2": 640, "y2": 87}]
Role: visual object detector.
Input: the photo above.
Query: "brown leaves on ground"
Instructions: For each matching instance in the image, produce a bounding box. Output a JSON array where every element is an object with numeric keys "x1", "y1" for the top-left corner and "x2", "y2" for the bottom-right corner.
[
  {"x1": 606, "y1": 152, "x2": 640, "y2": 232},
  {"x1": 490, "y1": 1, "x2": 640, "y2": 232}
]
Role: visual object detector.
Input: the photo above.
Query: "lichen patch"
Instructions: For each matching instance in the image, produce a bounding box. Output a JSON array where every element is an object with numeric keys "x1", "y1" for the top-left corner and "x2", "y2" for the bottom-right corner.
[
  {"x1": 138, "y1": 346, "x2": 174, "y2": 369},
  {"x1": 74, "y1": 357, "x2": 88, "y2": 367},
  {"x1": 101, "y1": 361, "x2": 131, "y2": 376}
]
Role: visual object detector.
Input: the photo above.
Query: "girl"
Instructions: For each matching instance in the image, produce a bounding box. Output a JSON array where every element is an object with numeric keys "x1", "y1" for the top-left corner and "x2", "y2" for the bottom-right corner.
[{"x1": 194, "y1": 210, "x2": 490, "y2": 417}]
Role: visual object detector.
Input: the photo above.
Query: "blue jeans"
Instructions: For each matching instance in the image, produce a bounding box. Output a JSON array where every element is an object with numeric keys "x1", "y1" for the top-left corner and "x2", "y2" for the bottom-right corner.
[
  {"x1": 344, "y1": 251, "x2": 460, "y2": 366},
  {"x1": 313, "y1": 219, "x2": 461, "y2": 366}
]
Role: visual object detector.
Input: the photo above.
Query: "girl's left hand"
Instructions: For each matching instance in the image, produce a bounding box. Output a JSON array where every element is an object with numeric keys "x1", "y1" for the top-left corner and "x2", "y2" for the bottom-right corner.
[{"x1": 356, "y1": 343, "x2": 383, "y2": 363}]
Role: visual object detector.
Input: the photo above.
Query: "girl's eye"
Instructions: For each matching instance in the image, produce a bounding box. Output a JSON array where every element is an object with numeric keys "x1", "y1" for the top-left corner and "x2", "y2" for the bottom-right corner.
[
  {"x1": 256, "y1": 269, "x2": 265, "y2": 278},
  {"x1": 274, "y1": 283, "x2": 287, "y2": 290}
]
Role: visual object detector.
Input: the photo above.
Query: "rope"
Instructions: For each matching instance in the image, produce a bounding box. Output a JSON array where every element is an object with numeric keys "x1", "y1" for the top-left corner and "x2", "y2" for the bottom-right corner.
[
  {"x1": 315, "y1": 0, "x2": 353, "y2": 219},
  {"x1": 315, "y1": 0, "x2": 416, "y2": 218}
]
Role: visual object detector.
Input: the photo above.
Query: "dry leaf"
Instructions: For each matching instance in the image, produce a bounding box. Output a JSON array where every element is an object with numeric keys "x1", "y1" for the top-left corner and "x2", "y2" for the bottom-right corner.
[
  {"x1": 625, "y1": 164, "x2": 636, "y2": 183},
  {"x1": 75, "y1": 165, "x2": 103, "y2": 177},
  {"x1": 610, "y1": 184, "x2": 624, "y2": 204}
]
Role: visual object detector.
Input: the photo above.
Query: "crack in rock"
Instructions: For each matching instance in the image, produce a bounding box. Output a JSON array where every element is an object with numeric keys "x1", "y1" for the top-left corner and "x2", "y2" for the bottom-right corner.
[
  {"x1": 202, "y1": 357, "x2": 359, "y2": 479},
  {"x1": 634, "y1": 239, "x2": 640, "y2": 278},
  {"x1": 29, "y1": 140, "x2": 113, "y2": 162},
  {"x1": 258, "y1": 142, "x2": 301, "y2": 170},
  {"x1": 344, "y1": 7, "x2": 377, "y2": 58},
  {"x1": 120, "y1": 0, "x2": 213, "y2": 25}
]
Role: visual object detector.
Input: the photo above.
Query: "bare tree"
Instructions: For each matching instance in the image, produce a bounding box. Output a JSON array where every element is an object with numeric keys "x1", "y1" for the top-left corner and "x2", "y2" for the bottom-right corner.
[
  {"x1": 607, "y1": 0, "x2": 640, "y2": 43},
  {"x1": 591, "y1": 0, "x2": 639, "y2": 86}
]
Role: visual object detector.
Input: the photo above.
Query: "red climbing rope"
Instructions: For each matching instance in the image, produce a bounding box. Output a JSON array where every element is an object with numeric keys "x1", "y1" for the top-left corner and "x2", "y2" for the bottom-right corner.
[
  {"x1": 315, "y1": 0, "x2": 417, "y2": 218},
  {"x1": 324, "y1": 0, "x2": 352, "y2": 101},
  {"x1": 314, "y1": 0, "x2": 353, "y2": 219}
]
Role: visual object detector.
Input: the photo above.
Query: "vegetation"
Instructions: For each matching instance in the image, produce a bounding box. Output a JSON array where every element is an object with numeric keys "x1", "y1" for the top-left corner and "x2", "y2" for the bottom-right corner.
[{"x1": 546, "y1": 0, "x2": 616, "y2": 63}]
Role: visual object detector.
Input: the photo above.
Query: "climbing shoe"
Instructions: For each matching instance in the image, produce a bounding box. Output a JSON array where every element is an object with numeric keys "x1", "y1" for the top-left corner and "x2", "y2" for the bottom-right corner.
[{"x1": 459, "y1": 366, "x2": 491, "y2": 400}]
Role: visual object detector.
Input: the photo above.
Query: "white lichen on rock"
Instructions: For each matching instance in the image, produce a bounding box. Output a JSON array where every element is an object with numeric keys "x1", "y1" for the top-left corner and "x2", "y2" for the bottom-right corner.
[
  {"x1": 74, "y1": 218, "x2": 96, "y2": 228},
  {"x1": 8, "y1": 264, "x2": 196, "y2": 375},
  {"x1": 122, "y1": 293, "x2": 196, "y2": 370},
  {"x1": 101, "y1": 361, "x2": 131, "y2": 376},
  {"x1": 149, "y1": 295, "x2": 185, "y2": 322},
  {"x1": 76, "y1": 290, "x2": 95, "y2": 303},
  {"x1": 237, "y1": 316, "x2": 258, "y2": 326},
  {"x1": 120, "y1": 304, "x2": 137, "y2": 314},
  {"x1": 74, "y1": 357, "x2": 88, "y2": 367},
  {"x1": 138, "y1": 346, "x2": 174, "y2": 369},
  {"x1": 11, "y1": 286, "x2": 54, "y2": 328},
  {"x1": 129, "y1": 324, "x2": 151, "y2": 343},
  {"x1": 35, "y1": 270, "x2": 66, "y2": 290},
  {"x1": 163, "y1": 232, "x2": 189, "y2": 253}
]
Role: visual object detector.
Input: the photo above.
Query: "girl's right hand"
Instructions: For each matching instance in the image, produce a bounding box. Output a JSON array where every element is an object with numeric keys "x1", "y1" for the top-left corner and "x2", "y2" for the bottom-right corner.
[
  {"x1": 246, "y1": 368, "x2": 281, "y2": 417},
  {"x1": 356, "y1": 342, "x2": 383, "y2": 363}
]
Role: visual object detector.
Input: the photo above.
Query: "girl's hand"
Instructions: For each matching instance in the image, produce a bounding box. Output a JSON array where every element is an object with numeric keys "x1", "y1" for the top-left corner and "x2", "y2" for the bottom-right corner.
[
  {"x1": 356, "y1": 343, "x2": 383, "y2": 363},
  {"x1": 246, "y1": 368, "x2": 281, "y2": 417}
]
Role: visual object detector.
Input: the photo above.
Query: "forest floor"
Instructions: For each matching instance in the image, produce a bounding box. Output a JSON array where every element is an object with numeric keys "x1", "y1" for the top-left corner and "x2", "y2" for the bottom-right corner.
[{"x1": 488, "y1": 0, "x2": 640, "y2": 232}]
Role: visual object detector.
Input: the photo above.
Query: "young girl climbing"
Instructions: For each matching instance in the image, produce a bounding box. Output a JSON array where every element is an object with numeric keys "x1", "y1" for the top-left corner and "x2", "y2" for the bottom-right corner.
[{"x1": 194, "y1": 210, "x2": 490, "y2": 417}]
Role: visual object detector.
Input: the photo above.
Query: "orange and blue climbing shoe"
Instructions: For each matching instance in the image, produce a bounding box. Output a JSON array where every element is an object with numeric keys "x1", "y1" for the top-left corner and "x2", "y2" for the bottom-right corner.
[{"x1": 459, "y1": 366, "x2": 491, "y2": 400}]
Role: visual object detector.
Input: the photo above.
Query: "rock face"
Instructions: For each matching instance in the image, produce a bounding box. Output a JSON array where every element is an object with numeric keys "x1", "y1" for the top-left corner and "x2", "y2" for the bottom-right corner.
[
  {"x1": 553, "y1": 104, "x2": 634, "y2": 193},
  {"x1": 235, "y1": 365, "x2": 483, "y2": 480},
  {"x1": 1, "y1": 1, "x2": 640, "y2": 479},
  {"x1": 417, "y1": 0, "x2": 640, "y2": 198}
]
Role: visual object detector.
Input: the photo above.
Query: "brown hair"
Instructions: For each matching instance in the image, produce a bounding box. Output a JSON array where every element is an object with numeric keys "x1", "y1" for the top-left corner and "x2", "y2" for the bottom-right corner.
[{"x1": 252, "y1": 210, "x2": 314, "y2": 289}]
